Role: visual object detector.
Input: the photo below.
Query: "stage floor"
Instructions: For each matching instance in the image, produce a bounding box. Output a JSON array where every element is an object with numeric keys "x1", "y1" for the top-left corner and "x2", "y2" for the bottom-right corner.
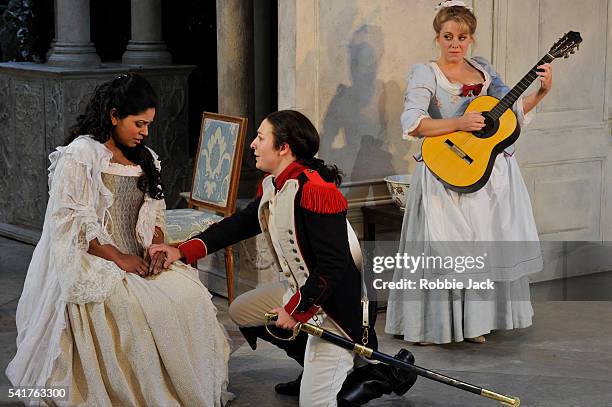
[{"x1": 1, "y1": 236, "x2": 611, "y2": 407}]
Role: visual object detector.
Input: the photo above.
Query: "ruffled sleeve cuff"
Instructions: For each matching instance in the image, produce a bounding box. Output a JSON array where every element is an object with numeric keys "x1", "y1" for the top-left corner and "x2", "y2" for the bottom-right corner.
[
  {"x1": 402, "y1": 114, "x2": 429, "y2": 140},
  {"x1": 77, "y1": 219, "x2": 113, "y2": 250},
  {"x1": 153, "y1": 199, "x2": 167, "y2": 237},
  {"x1": 514, "y1": 96, "x2": 534, "y2": 127}
]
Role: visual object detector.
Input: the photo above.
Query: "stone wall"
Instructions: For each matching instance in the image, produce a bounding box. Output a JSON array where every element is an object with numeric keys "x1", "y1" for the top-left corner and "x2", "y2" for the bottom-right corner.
[{"x1": 0, "y1": 62, "x2": 193, "y2": 241}]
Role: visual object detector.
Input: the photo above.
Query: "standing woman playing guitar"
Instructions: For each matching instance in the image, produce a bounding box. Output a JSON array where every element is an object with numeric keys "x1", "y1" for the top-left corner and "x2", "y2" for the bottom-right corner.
[{"x1": 385, "y1": 0, "x2": 552, "y2": 345}]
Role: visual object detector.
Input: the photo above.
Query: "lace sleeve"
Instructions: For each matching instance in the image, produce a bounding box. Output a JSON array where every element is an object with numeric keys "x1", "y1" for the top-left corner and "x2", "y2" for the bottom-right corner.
[
  {"x1": 136, "y1": 147, "x2": 167, "y2": 247},
  {"x1": 154, "y1": 198, "x2": 167, "y2": 238},
  {"x1": 49, "y1": 153, "x2": 124, "y2": 304}
]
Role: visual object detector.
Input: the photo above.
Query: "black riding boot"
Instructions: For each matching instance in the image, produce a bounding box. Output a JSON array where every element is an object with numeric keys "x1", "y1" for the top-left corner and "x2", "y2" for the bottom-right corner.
[
  {"x1": 238, "y1": 325, "x2": 308, "y2": 365},
  {"x1": 239, "y1": 326, "x2": 307, "y2": 396},
  {"x1": 274, "y1": 372, "x2": 302, "y2": 396},
  {"x1": 336, "y1": 349, "x2": 418, "y2": 406}
]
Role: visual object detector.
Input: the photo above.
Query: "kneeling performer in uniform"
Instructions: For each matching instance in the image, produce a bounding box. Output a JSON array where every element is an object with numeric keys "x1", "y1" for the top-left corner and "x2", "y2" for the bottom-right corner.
[{"x1": 150, "y1": 110, "x2": 416, "y2": 406}]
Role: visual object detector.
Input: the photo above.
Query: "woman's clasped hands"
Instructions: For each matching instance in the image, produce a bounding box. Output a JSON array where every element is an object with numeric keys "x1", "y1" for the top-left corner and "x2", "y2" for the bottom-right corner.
[{"x1": 114, "y1": 251, "x2": 168, "y2": 277}]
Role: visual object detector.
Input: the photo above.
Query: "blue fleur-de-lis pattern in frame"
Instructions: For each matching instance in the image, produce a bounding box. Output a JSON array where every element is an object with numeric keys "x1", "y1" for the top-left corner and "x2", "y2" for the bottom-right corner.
[{"x1": 192, "y1": 119, "x2": 240, "y2": 207}]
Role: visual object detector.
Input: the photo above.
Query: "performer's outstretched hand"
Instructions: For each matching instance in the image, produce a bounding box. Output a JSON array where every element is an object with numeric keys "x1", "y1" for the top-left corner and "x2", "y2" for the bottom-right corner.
[
  {"x1": 149, "y1": 244, "x2": 182, "y2": 268},
  {"x1": 270, "y1": 307, "x2": 298, "y2": 330}
]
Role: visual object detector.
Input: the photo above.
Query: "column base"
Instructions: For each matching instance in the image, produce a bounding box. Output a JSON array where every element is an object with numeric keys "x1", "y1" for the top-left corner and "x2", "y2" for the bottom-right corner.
[
  {"x1": 47, "y1": 42, "x2": 101, "y2": 67},
  {"x1": 122, "y1": 41, "x2": 173, "y2": 66}
]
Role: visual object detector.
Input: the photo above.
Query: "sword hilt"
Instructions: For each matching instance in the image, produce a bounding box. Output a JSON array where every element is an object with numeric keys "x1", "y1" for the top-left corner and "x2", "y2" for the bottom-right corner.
[
  {"x1": 263, "y1": 312, "x2": 302, "y2": 341},
  {"x1": 264, "y1": 312, "x2": 278, "y2": 322}
]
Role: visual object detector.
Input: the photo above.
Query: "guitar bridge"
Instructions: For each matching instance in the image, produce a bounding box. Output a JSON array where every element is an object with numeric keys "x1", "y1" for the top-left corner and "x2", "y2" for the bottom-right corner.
[{"x1": 444, "y1": 139, "x2": 473, "y2": 164}]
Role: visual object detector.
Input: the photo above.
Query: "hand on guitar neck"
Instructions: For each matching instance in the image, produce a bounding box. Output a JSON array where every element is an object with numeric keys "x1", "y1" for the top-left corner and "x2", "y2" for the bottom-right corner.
[{"x1": 522, "y1": 63, "x2": 553, "y2": 114}]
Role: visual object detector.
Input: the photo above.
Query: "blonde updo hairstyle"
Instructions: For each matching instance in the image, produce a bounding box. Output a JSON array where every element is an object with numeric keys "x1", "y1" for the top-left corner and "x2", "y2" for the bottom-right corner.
[{"x1": 433, "y1": 5, "x2": 477, "y2": 36}]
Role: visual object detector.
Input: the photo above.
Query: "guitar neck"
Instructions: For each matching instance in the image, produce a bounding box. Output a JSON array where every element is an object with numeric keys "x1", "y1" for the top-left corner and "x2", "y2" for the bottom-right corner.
[{"x1": 490, "y1": 54, "x2": 555, "y2": 119}]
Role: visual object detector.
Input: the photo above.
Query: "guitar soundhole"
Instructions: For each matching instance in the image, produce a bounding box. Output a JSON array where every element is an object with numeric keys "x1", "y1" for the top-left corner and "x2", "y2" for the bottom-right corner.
[{"x1": 472, "y1": 112, "x2": 499, "y2": 139}]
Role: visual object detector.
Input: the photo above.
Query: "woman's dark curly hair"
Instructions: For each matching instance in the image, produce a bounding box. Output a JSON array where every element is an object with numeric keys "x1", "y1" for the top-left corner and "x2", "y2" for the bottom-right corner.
[
  {"x1": 265, "y1": 110, "x2": 343, "y2": 185},
  {"x1": 64, "y1": 73, "x2": 163, "y2": 200}
]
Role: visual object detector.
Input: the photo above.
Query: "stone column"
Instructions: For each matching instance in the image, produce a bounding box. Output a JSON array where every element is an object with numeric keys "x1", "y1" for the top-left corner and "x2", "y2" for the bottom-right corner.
[
  {"x1": 122, "y1": 0, "x2": 172, "y2": 66},
  {"x1": 217, "y1": 0, "x2": 253, "y2": 117},
  {"x1": 46, "y1": 0, "x2": 58, "y2": 60},
  {"x1": 47, "y1": 0, "x2": 100, "y2": 67},
  {"x1": 216, "y1": 0, "x2": 268, "y2": 295},
  {"x1": 216, "y1": 0, "x2": 257, "y2": 197}
]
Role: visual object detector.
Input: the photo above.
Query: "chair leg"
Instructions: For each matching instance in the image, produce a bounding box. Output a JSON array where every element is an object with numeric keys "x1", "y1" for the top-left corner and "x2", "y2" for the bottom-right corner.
[{"x1": 225, "y1": 246, "x2": 235, "y2": 304}]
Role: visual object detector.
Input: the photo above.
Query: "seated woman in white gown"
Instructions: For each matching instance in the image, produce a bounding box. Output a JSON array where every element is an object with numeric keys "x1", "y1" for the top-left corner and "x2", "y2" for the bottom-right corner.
[{"x1": 6, "y1": 73, "x2": 230, "y2": 406}]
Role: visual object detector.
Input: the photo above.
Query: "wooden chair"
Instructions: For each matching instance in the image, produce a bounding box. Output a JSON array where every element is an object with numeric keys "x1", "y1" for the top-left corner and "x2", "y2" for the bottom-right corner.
[{"x1": 165, "y1": 112, "x2": 248, "y2": 303}]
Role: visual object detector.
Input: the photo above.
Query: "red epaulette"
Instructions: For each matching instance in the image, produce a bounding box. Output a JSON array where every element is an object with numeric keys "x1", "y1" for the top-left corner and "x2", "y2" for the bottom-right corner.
[{"x1": 300, "y1": 169, "x2": 348, "y2": 214}]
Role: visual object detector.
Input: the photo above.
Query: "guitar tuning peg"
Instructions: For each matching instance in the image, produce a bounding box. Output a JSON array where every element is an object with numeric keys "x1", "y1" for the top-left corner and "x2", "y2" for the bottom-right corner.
[
  {"x1": 570, "y1": 50, "x2": 575, "y2": 54},
  {"x1": 564, "y1": 54, "x2": 569, "y2": 59}
]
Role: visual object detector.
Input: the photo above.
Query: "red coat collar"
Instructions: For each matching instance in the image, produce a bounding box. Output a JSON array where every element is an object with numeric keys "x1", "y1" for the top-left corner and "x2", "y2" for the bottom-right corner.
[{"x1": 272, "y1": 161, "x2": 307, "y2": 191}]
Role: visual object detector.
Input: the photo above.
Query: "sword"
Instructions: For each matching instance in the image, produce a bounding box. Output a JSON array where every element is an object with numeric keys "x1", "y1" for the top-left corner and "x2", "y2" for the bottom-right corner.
[{"x1": 264, "y1": 312, "x2": 520, "y2": 406}]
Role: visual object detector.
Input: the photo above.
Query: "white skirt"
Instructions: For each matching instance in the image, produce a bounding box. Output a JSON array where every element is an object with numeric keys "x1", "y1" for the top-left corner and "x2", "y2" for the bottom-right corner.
[
  {"x1": 385, "y1": 154, "x2": 541, "y2": 343},
  {"x1": 48, "y1": 264, "x2": 231, "y2": 406}
]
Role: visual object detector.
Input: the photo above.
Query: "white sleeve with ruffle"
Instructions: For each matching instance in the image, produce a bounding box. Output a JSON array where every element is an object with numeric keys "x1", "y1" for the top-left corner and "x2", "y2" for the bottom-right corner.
[
  {"x1": 48, "y1": 150, "x2": 124, "y2": 304},
  {"x1": 401, "y1": 63, "x2": 437, "y2": 140},
  {"x1": 136, "y1": 147, "x2": 167, "y2": 247},
  {"x1": 136, "y1": 195, "x2": 166, "y2": 248}
]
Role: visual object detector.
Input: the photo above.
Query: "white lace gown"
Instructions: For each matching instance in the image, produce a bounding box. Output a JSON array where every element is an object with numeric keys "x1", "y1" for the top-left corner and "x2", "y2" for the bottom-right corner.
[
  {"x1": 384, "y1": 58, "x2": 542, "y2": 344},
  {"x1": 6, "y1": 136, "x2": 230, "y2": 406}
]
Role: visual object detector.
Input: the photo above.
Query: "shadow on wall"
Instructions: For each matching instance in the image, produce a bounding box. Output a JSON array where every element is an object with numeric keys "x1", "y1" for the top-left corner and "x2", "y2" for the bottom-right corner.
[
  {"x1": 321, "y1": 25, "x2": 391, "y2": 184},
  {"x1": 319, "y1": 24, "x2": 413, "y2": 197}
]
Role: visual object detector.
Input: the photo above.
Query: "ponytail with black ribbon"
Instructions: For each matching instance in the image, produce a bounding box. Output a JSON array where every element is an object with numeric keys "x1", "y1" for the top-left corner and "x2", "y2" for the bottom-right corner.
[{"x1": 265, "y1": 109, "x2": 343, "y2": 186}]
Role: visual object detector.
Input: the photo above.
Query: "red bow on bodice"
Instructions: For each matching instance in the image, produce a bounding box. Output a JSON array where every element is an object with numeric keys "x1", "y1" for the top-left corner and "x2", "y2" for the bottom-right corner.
[{"x1": 461, "y1": 83, "x2": 483, "y2": 97}]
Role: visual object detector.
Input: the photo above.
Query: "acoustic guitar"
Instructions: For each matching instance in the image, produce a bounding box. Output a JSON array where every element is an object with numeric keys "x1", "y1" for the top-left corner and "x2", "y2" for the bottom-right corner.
[{"x1": 421, "y1": 31, "x2": 582, "y2": 193}]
